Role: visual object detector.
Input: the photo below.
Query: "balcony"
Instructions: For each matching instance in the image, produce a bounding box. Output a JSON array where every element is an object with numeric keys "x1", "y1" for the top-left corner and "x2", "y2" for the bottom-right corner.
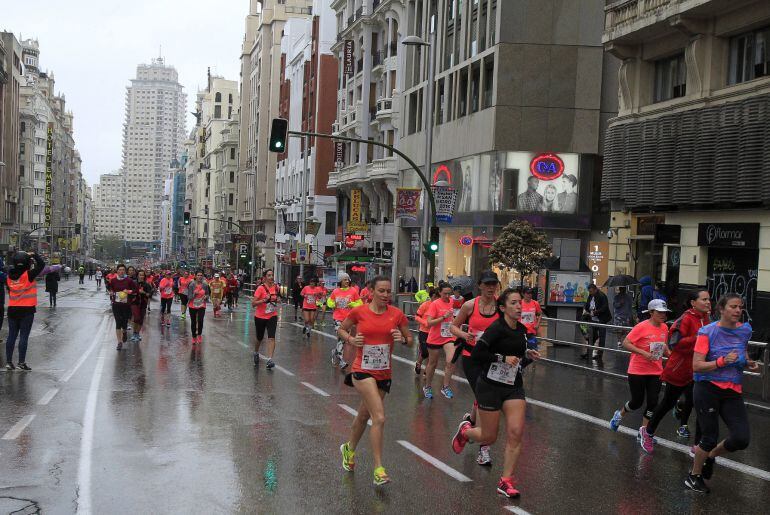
[
  {"x1": 366, "y1": 157, "x2": 398, "y2": 182},
  {"x1": 336, "y1": 163, "x2": 363, "y2": 186},
  {"x1": 603, "y1": 0, "x2": 712, "y2": 44},
  {"x1": 375, "y1": 97, "x2": 394, "y2": 122},
  {"x1": 331, "y1": 121, "x2": 341, "y2": 135}
]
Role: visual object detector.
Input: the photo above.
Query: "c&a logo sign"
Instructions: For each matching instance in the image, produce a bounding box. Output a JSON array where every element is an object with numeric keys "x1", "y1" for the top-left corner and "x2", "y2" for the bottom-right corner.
[{"x1": 529, "y1": 153, "x2": 565, "y2": 181}]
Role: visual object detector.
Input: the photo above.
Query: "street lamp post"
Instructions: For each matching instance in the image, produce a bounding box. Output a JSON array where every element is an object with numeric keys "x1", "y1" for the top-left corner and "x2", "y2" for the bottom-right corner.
[{"x1": 403, "y1": 30, "x2": 437, "y2": 288}]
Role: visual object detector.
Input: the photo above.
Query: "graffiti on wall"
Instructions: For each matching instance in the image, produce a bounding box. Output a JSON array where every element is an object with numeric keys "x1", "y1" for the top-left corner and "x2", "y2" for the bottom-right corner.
[{"x1": 706, "y1": 268, "x2": 757, "y2": 324}]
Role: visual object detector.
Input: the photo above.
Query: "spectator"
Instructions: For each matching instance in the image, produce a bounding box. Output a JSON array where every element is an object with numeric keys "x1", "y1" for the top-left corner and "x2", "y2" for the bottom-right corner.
[
  {"x1": 638, "y1": 276, "x2": 654, "y2": 320},
  {"x1": 582, "y1": 283, "x2": 611, "y2": 361}
]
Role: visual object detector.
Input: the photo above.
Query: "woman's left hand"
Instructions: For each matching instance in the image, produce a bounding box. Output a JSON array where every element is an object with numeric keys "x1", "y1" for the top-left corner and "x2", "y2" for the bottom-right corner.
[{"x1": 747, "y1": 359, "x2": 760, "y2": 372}]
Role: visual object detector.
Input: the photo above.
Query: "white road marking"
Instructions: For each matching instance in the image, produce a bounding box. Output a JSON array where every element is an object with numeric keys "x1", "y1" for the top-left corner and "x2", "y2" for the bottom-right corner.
[
  {"x1": 505, "y1": 506, "x2": 534, "y2": 515},
  {"x1": 391, "y1": 354, "x2": 469, "y2": 384},
  {"x1": 396, "y1": 440, "x2": 472, "y2": 482},
  {"x1": 61, "y1": 318, "x2": 107, "y2": 383},
  {"x1": 301, "y1": 382, "x2": 330, "y2": 397},
  {"x1": 37, "y1": 388, "x2": 60, "y2": 406},
  {"x1": 76, "y1": 352, "x2": 106, "y2": 514},
  {"x1": 337, "y1": 403, "x2": 371, "y2": 426},
  {"x1": 273, "y1": 364, "x2": 295, "y2": 376},
  {"x1": 1, "y1": 414, "x2": 36, "y2": 440}
]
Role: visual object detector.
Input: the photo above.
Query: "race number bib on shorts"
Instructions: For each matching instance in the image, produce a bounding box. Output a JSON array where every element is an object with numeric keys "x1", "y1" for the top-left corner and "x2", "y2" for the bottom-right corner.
[
  {"x1": 361, "y1": 344, "x2": 390, "y2": 371},
  {"x1": 487, "y1": 362, "x2": 519, "y2": 385},
  {"x1": 440, "y1": 322, "x2": 452, "y2": 338},
  {"x1": 521, "y1": 311, "x2": 535, "y2": 324},
  {"x1": 649, "y1": 342, "x2": 666, "y2": 361}
]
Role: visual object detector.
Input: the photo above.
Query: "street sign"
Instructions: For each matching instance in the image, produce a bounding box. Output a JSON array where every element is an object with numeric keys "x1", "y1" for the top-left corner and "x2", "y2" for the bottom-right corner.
[
  {"x1": 297, "y1": 243, "x2": 310, "y2": 264},
  {"x1": 238, "y1": 243, "x2": 249, "y2": 257}
]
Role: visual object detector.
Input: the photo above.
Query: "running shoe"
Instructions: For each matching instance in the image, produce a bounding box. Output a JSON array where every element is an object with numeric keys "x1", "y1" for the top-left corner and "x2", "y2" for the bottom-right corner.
[
  {"x1": 6, "y1": 362, "x2": 15, "y2": 371},
  {"x1": 639, "y1": 426, "x2": 654, "y2": 454},
  {"x1": 497, "y1": 477, "x2": 520, "y2": 498},
  {"x1": 677, "y1": 425, "x2": 691, "y2": 439},
  {"x1": 339, "y1": 359, "x2": 348, "y2": 370},
  {"x1": 462, "y1": 412, "x2": 473, "y2": 424},
  {"x1": 340, "y1": 442, "x2": 355, "y2": 471},
  {"x1": 684, "y1": 473, "x2": 710, "y2": 494},
  {"x1": 253, "y1": 353, "x2": 260, "y2": 366},
  {"x1": 701, "y1": 457, "x2": 716, "y2": 480},
  {"x1": 451, "y1": 421, "x2": 472, "y2": 454},
  {"x1": 476, "y1": 445, "x2": 492, "y2": 466},
  {"x1": 440, "y1": 386, "x2": 454, "y2": 399},
  {"x1": 373, "y1": 466, "x2": 390, "y2": 486},
  {"x1": 17, "y1": 363, "x2": 31, "y2": 371},
  {"x1": 266, "y1": 359, "x2": 275, "y2": 370},
  {"x1": 423, "y1": 386, "x2": 433, "y2": 399},
  {"x1": 609, "y1": 409, "x2": 622, "y2": 432}
]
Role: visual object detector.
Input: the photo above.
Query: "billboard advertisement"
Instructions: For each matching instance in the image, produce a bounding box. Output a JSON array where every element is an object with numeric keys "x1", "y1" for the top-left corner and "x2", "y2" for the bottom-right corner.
[{"x1": 546, "y1": 271, "x2": 593, "y2": 307}]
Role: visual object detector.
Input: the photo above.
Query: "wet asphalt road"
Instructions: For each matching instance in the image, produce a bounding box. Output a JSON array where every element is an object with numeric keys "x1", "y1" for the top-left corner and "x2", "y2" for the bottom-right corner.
[{"x1": 1, "y1": 281, "x2": 769, "y2": 514}]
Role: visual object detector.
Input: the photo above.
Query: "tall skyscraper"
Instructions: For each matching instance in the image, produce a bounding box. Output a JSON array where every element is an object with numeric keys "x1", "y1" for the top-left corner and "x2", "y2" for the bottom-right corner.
[{"x1": 122, "y1": 57, "x2": 186, "y2": 243}]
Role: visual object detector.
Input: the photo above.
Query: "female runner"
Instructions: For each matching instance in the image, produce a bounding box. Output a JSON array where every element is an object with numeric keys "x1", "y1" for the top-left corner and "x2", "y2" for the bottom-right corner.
[
  {"x1": 327, "y1": 273, "x2": 362, "y2": 370},
  {"x1": 251, "y1": 269, "x2": 280, "y2": 369},
  {"x1": 423, "y1": 282, "x2": 457, "y2": 399},
  {"x1": 300, "y1": 277, "x2": 323, "y2": 337},
  {"x1": 186, "y1": 270, "x2": 210, "y2": 344}
]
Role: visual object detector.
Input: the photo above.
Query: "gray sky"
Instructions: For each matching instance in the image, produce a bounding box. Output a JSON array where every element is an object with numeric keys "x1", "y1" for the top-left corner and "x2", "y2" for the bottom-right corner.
[{"x1": 2, "y1": 0, "x2": 247, "y2": 186}]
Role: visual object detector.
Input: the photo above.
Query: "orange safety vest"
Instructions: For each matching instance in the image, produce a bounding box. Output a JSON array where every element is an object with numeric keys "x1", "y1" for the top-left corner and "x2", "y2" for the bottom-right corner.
[{"x1": 7, "y1": 271, "x2": 37, "y2": 307}]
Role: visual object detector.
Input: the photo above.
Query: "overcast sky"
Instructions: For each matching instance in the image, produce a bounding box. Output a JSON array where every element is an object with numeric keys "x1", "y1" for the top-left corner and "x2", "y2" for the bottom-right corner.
[{"x1": 2, "y1": 0, "x2": 248, "y2": 186}]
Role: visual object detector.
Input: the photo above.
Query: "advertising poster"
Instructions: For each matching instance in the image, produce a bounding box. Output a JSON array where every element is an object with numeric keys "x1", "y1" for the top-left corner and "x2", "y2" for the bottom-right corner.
[
  {"x1": 395, "y1": 188, "x2": 421, "y2": 221},
  {"x1": 431, "y1": 185, "x2": 458, "y2": 223},
  {"x1": 502, "y1": 152, "x2": 580, "y2": 214},
  {"x1": 409, "y1": 230, "x2": 420, "y2": 267},
  {"x1": 547, "y1": 271, "x2": 593, "y2": 307},
  {"x1": 347, "y1": 189, "x2": 368, "y2": 232}
]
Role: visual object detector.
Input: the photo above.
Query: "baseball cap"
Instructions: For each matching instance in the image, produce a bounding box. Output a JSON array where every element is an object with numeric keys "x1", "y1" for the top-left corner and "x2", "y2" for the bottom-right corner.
[
  {"x1": 214, "y1": 273, "x2": 220, "y2": 278},
  {"x1": 478, "y1": 270, "x2": 499, "y2": 284},
  {"x1": 643, "y1": 299, "x2": 672, "y2": 313}
]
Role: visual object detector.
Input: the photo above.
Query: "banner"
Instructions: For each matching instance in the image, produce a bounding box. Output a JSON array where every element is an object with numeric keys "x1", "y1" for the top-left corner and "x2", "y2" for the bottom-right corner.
[
  {"x1": 45, "y1": 123, "x2": 53, "y2": 228},
  {"x1": 334, "y1": 142, "x2": 344, "y2": 168},
  {"x1": 431, "y1": 186, "x2": 458, "y2": 223},
  {"x1": 284, "y1": 221, "x2": 299, "y2": 236},
  {"x1": 347, "y1": 189, "x2": 368, "y2": 232},
  {"x1": 344, "y1": 40, "x2": 354, "y2": 76},
  {"x1": 395, "y1": 188, "x2": 421, "y2": 222}
]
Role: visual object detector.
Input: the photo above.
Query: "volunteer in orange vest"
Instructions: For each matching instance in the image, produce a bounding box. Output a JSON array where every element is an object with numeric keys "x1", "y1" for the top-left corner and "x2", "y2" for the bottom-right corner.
[{"x1": 5, "y1": 251, "x2": 48, "y2": 371}]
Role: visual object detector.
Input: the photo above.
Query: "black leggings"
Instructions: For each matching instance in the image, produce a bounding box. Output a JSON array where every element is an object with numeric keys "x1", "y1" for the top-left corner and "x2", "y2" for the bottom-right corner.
[
  {"x1": 254, "y1": 316, "x2": 278, "y2": 341},
  {"x1": 646, "y1": 382, "x2": 698, "y2": 438},
  {"x1": 694, "y1": 381, "x2": 750, "y2": 453},
  {"x1": 625, "y1": 374, "x2": 661, "y2": 419},
  {"x1": 49, "y1": 291, "x2": 57, "y2": 306},
  {"x1": 418, "y1": 331, "x2": 429, "y2": 359},
  {"x1": 161, "y1": 298, "x2": 173, "y2": 314},
  {"x1": 462, "y1": 355, "x2": 482, "y2": 395},
  {"x1": 189, "y1": 308, "x2": 205, "y2": 337}
]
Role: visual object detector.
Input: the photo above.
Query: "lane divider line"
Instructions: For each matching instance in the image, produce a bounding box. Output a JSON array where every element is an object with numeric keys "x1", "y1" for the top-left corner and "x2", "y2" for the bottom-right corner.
[
  {"x1": 337, "y1": 403, "x2": 371, "y2": 426},
  {"x1": 301, "y1": 382, "x2": 330, "y2": 397},
  {"x1": 61, "y1": 318, "x2": 108, "y2": 383},
  {"x1": 303, "y1": 322, "x2": 770, "y2": 483},
  {"x1": 273, "y1": 364, "x2": 295, "y2": 377},
  {"x1": 505, "y1": 506, "x2": 534, "y2": 515},
  {"x1": 396, "y1": 440, "x2": 472, "y2": 482},
  {"x1": 76, "y1": 351, "x2": 107, "y2": 514},
  {"x1": 1, "y1": 414, "x2": 36, "y2": 440},
  {"x1": 37, "y1": 388, "x2": 60, "y2": 406}
]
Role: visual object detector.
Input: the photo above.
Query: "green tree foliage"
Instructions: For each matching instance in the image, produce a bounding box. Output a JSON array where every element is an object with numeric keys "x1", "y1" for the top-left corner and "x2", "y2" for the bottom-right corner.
[{"x1": 488, "y1": 220, "x2": 551, "y2": 284}]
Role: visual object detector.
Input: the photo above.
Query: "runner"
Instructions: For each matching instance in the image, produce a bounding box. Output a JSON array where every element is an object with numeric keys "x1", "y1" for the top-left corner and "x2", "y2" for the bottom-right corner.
[
  {"x1": 685, "y1": 293, "x2": 758, "y2": 493},
  {"x1": 95, "y1": 267, "x2": 102, "y2": 289},
  {"x1": 226, "y1": 272, "x2": 239, "y2": 311},
  {"x1": 131, "y1": 269, "x2": 152, "y2": 341},
  {"x1": 317, "y1": 279, "x2": 329, "y2": 326},
  {"x1": 337, "y1": 275, "x2": 412, "y2": 486},
  {"x1": 450, "y1": 285, "x2": 465, "y2": 316},
  {"x1": 450, "y1": 270, "x2": 500, "y2": 466},
  {"x1": 186, "y1": 270, "x2": 210, "y2": 344},
  {"x1": 451, "y1": 288, "x2": 541, "y2": 498},
  {"x1": 423, "y1": 282, "x2": 457, "y2": 399},
  {"x1": 158, "y1": 270, "x2": 175, "y2": 326},
  {"x1": 359, "y1": 280, "x2": 374, "y2": 304},
  {"x1": 641, "y1": 289, "x2": 710, "y2": 452},
  {"x1": 413, "y1": 288, "x2": 438, "y2": 375},
  {"x1": 178, "y1": 270, "x2": 192, "y2": 320},
  {"x1": 608, "y1": 299, "x2": 670, "y2": 433},
  {"x1": 520, "y1": 287, "x2": 542, "y2": 349},
  {"x1": 300, "y1": 277, "x2": 322, "y2": 338},
  {"x1": 108, "y1": 263, "x2": 137, "y2": 351},
  {"x1": 251, "y1": 269, "x2": 280, "y2": 369},
  {"x1": 209, "y1": 273, "x2": 226, "y2": 317},
  {"x1": 5, "y1": 251, "x2": 52, "y2": 371},
  {"x1": 327, "y1": 273, "x2": 363, "y2": 370}
]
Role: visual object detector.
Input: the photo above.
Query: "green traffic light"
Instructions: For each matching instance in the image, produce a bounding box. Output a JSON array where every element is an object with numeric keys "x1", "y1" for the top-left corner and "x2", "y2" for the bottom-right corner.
[{"x1": 429, "y1": 242, "x2": 439, "y2": 252}]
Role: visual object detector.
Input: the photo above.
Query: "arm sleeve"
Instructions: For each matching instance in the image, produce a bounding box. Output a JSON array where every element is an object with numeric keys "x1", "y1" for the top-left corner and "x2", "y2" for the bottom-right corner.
[
  {"x1": 28, "y1": 254, "x2": 46, "y2": 280},
  {"x1": 694, "y1": 334, "x2": 710, "y2": 355},
  {"x1": 471, "y1": 334, "x2": 497, "y2": 367}
]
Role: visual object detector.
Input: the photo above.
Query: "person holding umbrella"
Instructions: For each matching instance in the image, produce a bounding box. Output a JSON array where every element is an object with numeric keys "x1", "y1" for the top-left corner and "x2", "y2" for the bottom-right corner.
[{"x1": 582, "y1": 283, "x2": 612, "y2": 360}]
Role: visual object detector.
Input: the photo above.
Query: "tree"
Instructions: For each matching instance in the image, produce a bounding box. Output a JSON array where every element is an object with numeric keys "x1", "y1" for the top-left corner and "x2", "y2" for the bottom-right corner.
[{"x1": 488, "y1": 220, "x2": 551, "y2": 285}]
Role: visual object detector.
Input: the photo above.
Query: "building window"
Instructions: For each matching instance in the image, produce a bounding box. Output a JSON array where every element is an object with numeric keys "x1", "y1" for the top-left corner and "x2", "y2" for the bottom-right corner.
[
  {"x1": 729, "y1": 26, "x2": 770, "y2": 84},
  {"x1": 215, "y1": 92, "x2": 222, "y2": 102},
  {"x1": 230, "y1": 148, "x2": 236, "y2": 160},
  {"x1": 325, "y1": 211, "x2": 337, "y2": 234},
  {"x1": 230, "y1": 171, "x2": 235, "y2": 183},
  {"x1": 214, "y1": 105, "x2": 222, "y2": 118},
  {"x1": 228, "y1": 193, "x2": 234, "y2": 206},
  {"x1": 483, "y1": 57, "x2": 494, "y2": 109},
  {"x1": 653, "y1": 53, "x2": 686, "y2": 102}
]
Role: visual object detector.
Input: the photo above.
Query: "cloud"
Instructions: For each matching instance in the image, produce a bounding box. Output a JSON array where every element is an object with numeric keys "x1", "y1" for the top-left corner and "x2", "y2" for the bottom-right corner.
[{"x1": 2, "y1": 0, "x2": 246, "y2": 186}]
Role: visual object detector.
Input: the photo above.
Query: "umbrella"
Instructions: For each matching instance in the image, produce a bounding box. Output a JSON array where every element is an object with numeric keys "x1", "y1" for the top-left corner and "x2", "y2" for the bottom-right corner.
[
  {"x1": 448, "y1": 275, "x2": 474, "y2": 295},
  {"x1": 603, "y1": 275, "x2": 639, "y2": 288}
]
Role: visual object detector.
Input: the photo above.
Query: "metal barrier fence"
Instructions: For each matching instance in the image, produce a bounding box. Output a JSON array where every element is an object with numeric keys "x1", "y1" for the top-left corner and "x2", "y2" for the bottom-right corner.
[{"x1": 541, "y1": 316, "x2": 769, "y2": 402}]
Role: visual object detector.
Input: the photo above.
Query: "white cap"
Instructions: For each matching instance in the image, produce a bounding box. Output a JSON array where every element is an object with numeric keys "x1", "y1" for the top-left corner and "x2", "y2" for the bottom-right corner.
[
  {"x1": 643, "y1": 299, "x2": 672, "y2": 313},
  {"x1": 214, "y1": 273, "x2": 220, "y2": 278}
]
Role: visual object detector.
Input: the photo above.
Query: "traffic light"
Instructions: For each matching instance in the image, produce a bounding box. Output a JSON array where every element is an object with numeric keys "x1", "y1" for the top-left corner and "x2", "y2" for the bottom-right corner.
[
  {"x1": 183, "y1": 212, "x2": 191, "y2": 225},
  {"x1": 426, "y1": 226, "x2": 439, "y2": 255},
  {"x1": 268, "y1": 118, "x2": 288, "y2": 153}
]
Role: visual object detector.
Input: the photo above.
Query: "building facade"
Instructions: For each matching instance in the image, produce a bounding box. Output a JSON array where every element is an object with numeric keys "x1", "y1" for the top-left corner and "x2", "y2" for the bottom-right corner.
[
  {"x1": 601, "y1": 0, "x2": 770, "y2": 336},
  {"x1": 93, "y1": 171, "x2": 126, "y2": 238},
  {"x1": 0, "y1": 32, "x2": 22, "y2": 247},
  {"x1": 122, "y1": 57, "x2": 186, "y2": 244}
]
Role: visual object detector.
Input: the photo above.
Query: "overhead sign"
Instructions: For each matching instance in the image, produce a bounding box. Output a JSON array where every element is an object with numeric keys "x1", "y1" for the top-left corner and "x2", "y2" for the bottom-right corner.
[
  {"x1": 334, "y1": 142, "x2": 344, "y2": 167},
  {"x1": 697, "y1": 223, "x2": 759, "y2": 249},
  {"x1": 238, "y1": 244, "x2": 249, "y2": 256},
  {"x1": 459, "y1": 235, "x2": 473, "y2": 247},
  {"x1": 530, "y1": 153, "x2": 564, "y2": 181}
]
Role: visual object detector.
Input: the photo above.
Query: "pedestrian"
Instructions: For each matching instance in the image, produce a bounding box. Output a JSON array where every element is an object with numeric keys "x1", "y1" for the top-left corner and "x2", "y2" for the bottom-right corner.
[
  {"x1": 638, "y1": 276, "x2": 654, "y2": 320},
  {"x1": 337, "y1": 275, "x2": 412, "y2": 486},
  {"x1": 413, "y1": 288, "x2": 438, "y2": 375},
  {"x1": 5, "y1": 251, "x2": 56, "y2": 371},
  {"x1": 186, "y1": 270, "x2": 210, "y2": 344},
  {"x1": 45, "y1": 266, "x2": 60, "y2": 307},
  {"x1": 609, "y1": 299, "x2": 671, "y2": 434},
  {"x1": 88, "y1": 266, "x2": 93, "y2": 280},
  {"x1": 685, "y1": 293, "x2": 759, "y2": 493},
  {"x1": 582, "y1": 283, "x2": 611, "y2": 360},
  {"x1": 423, "y1": 282, "x2": 458, "y2": 399},
  {"x1": 251, "y1": 269, "x2": 280, "y2": 369},
  {"x1": 451, "y1": 287, "x2": 541, "y2": 498},
  {"x1": 519, "y1": 286, "x2": 542, "y2": 349},
  {"x1": 63, "y1": 265, "x2": 70, "y2": 280},
  {"x1": 95, "y1": 267, "x2": 102, "y2": 289},
  {"x1": 450, "y1": 285, "x2": 465, "y2": 316},
  {"x1": 131, "y1": 270, "x2": 152, "y2": 341},
  {"x1": 108, "y1": 263, "x2": 137, "y2": 351},
  {"x1": 291, "y1": 276, "x2": 304, "y2": 321},
  {"x1": 450, "y1": 270, "x2": 501, "y2": 467},
  {"x1": 208, "y1": 273, "x2": 226, "y2": 317},
  {"x1": 327, "y1": 273, "x2": 363, "y2": 370},
  {"x1": 158, "y1": 270, "x2": 175, "y2": 326},
  {"x1": 641, "y1": 289, "x2": 710, "y2": 453},
  {"x1": 300, "y1": 277, "x2": 322, "y2": 337},
  {"x1": 78, "y1": 264, "x2": 85, "y2": 284},
  {"x1": 0, "y1": 256, "x2": 6, "y2": 338}
]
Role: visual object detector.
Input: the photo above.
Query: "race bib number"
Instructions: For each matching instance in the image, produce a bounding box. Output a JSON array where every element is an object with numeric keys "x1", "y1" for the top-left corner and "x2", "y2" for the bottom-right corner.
[
  {"x1": 361, "y1": 343, "x2": 390, "y2": 371},
  {"x1": 306, "y1": 295, "x2": 315, "y2": 305},
  {"x1": 487, "y1": 362, "x2": 519, "y2": 385},
  {"x1": 440, "y1": 322, "x2": 453, "y2": 338},
  {"x1": 521, "y1": 311, "x2": 535, "y2": 324},
  {"x1": 116, "y1": 291, "x2": 128, "y2": 303},
  {"x1": 164, "y1": 287, "x2": 173, "y2": 295},
  {"x1": 337, "y1": 297, "x2": 349, "y2": 309},
  {"x1": 649, "y1": 342, "x2": 666, "y2": 361},
  {"x1": 265, "y1": 302, "x2": 276, "y2": 314},
  {"x1": 192, "y1": 296, "x2": 205, "y2": 308}
]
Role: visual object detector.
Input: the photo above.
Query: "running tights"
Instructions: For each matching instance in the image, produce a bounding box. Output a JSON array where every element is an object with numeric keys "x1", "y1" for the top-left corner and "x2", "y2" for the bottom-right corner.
[
  {"x1": 694, "y1": 381, "x2": 750, "y2": 453},
  {"x1": 625, "y1": 374, "x2": 661, "y2": 419},
  {"x1": 647, "y1": 382, "x2": 696, "y2": 436},
  {"x1": 6, "y1": 313, "x2": 34, "y2": 362},
  {"x1": 189, "y1": 308, "x2": 205, "y2": 337}
]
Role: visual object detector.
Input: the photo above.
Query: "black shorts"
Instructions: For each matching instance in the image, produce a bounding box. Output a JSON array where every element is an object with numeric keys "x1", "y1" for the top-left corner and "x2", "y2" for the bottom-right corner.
[
  {"x1": 112, "y1": 303, "x2": 132, "y2": 331},
  {"x1": 462, "y1": 356, "x2": 483, "y2": 395},
  {"x1": 345, "y1": 372, "x2": 392, "y2": 393},
  {"x1": 475, "y1": 378, "x2": 525, "y2": 411},
  {"x1": 254, "y1": 316, "x2": 278, "y2": 340},
  {"x1": 427, "y1": 341, "x2": 448, "y2": 350},
  {"x1": 179, "y1": 294, "x2": 188, "y2": 306},
  {"x1": 418, "y1": 331, "x2": 429, "y2": 359},
  {"x1": 161, "y1": 297, "x2": 173, "y2": 313},
  {"x1": 303, "y1": 308, "x2": 317, "y2": 312}
]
